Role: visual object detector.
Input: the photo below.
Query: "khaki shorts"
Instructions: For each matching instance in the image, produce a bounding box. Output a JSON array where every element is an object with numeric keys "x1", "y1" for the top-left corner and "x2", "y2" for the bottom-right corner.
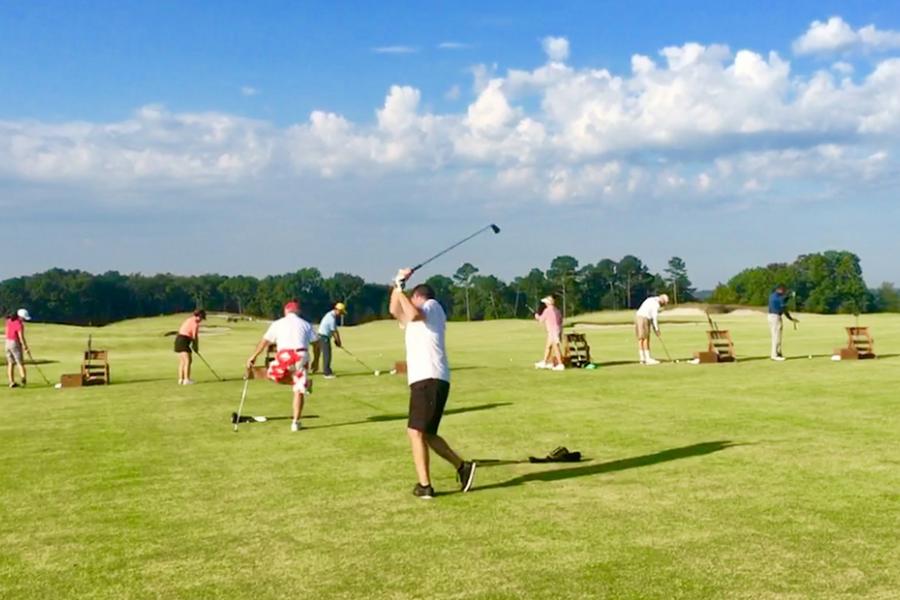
[
  {"x1": 635, "y1": 317, "x2": 652, "y2": 341},
  {"x1": 5, "y1": 340, "x2": 23, "y2": 366}
]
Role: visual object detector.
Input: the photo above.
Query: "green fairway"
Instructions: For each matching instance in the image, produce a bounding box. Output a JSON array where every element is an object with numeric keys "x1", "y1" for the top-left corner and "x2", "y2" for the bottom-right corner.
[{"x1": 2, "y1": 311, "x2": 899, "y2": 599}]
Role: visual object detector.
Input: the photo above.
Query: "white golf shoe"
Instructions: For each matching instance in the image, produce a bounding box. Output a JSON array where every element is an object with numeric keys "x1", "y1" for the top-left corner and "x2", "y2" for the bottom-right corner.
[
  {"x1": 771, "y1": 356, "x2": 786, "y2": 362},
  {"x1": 291, "y1": 421, "x2": 302, "y2": 432},
  {"x1": 645, "y1": 358, "x2": 661, "y2": 365},
  {"x1": 534, "y1": 361, "x2": 547, "y2": 369},
  {"x1": 182, "y1": 379, "x2": 195, "y2": 385},
  {"x1": 552, "y1": 364, "x2": 565, "y2": 371}
]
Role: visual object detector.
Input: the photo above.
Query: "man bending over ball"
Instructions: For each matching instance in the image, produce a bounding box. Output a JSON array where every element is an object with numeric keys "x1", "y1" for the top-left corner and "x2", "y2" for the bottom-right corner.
[
  {"x1": 247, "y1": 300, "x2": 316, "y2": 432},
  {"x1": 390, "y1": 268, "x2": 476, "y2": 499}
]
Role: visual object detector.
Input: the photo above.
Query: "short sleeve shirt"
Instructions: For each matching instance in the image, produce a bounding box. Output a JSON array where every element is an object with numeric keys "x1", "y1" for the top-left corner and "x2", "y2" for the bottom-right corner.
[
  {"x1": 264, "y1": 313, "x2": 316, "y2": 351},
  {"x1": 404, "y1": 299, "x2": 450, "y2": 385},
  {"x1": 5, "y1": 318, "x2": 23, "y2": 341},
  {"x1": 318, "y1": 311, "x2": 338, "y2": 337}
]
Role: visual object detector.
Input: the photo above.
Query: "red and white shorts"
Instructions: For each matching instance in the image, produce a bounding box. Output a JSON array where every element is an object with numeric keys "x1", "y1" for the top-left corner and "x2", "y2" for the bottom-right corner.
[{"x1": 266, "y1": 348, "x2": 309, "y2": 393}]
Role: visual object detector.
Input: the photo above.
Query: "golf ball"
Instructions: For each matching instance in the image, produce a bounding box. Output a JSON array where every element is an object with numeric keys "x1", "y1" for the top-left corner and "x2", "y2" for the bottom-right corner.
[
  {"x1": 808, "y1": 355, "x2": 812, "y2": 359},
  {"x1": 54, "y1": 383, "x2": 62, "y2": 389},
  {"x1": 374, "y1": 370, "x2": 381, "y2": 376}
]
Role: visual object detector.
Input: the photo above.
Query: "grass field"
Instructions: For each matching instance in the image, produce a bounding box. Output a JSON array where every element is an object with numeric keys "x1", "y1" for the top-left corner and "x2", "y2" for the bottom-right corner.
[{"x1": 2, "y1": 310, "x2": 899, "y2": 599}]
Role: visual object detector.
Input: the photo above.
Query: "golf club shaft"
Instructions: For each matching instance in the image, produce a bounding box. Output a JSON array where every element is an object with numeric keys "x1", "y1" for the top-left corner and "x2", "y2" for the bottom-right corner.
[
  {"x1": 234, "y1": 375, "x2": 250, "y2": 432},
  {"x1": 656, "y1": 333, "x2": 673, "y2": 361},
  {"x1": 409, "y1": 224, "x2": 499, "y2": 275},
  {"x1": 26, "y1": 350, "x2": 52, "y2": 385},
  {"x1": 340, "y1": 346, "x2": 374, "y2": 372},
  {"x1": 195, "y1": 350, "x2": 223, "y2": 381}
]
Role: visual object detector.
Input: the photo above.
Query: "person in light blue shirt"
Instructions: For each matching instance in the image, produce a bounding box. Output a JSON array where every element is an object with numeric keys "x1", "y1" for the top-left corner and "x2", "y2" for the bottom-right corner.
[
  {"x1": 312, "y1": 303, "x2": 346, "y2": 378},
  {"x1": 768, "y1": 285, "x2": 798, "y2": 361}
]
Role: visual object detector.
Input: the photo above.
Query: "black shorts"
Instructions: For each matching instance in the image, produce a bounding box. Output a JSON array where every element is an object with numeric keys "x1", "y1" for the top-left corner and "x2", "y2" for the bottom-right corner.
[
  {"x1": 174, "y1": 335, "x2": 193, "y2": 354},
  {"x1": 408, "y1": 378, "x2": 450, "y2": 434}
]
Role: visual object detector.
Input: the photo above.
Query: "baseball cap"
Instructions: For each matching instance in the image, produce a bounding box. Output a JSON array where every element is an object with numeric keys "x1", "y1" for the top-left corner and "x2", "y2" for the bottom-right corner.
[
  {"x1": 17, "y1": 308, "x2": 31, "y2": 321},
  {"x1": 334, "y1": 302, "x2": 346, "y2": 313},
  {"x1": 284, "y1": 301, "x2": 300, "y2": 313}
]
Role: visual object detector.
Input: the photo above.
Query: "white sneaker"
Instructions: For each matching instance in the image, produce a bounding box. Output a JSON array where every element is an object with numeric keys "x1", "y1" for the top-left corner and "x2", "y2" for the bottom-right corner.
[
  {"x1": 552, "y1": 364, "x2": 565, "y2": 371},
  {"x1": 771, "y1": 356, "x2": 786, "y2": 362},
  {"x1": 291, "y1": 421, "x2": 302, "y2": 432},
  {"x1": 534, "y1": 361, "x2": 547, "y2": 369},
  {"x1": 323, "y1": 374, "x2": 336, "y2": 380},
  {"x1": 182, "y1": 379, "x2": 195, "y2": 385},
  {"x1": 645, "y1": 358, "x2": 660, "y2": 365}
]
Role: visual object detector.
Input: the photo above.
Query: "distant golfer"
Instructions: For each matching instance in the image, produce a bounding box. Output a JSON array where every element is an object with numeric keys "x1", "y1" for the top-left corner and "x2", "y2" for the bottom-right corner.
[
  {"x1": 390, "y1": 268, "x2": 476, "y2": 499},
  {"x1": 312, "y1": 302, "x2": 346, "y2": 378},
  {"x1": 535, "y1": 295, "x2": 564, "y2": 370},
  {"x1": 5, "y1": 308, "x2": 31, "y2": 388},
  {"x1": 768, "y1": 285, "x2": 798, "y2": 361},
  {"x1": 174, "y1": 310, "x2": 206, "y2": 385},
  {"x1": 635, "y1": 294, "x2": 669, "y2": 365},
  {"x1": 246, "y1": 300, "x2": 316, "y2": 432}
]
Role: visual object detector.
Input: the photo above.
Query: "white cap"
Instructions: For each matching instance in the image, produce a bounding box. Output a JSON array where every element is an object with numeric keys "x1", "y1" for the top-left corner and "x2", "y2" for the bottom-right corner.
[{"x1": 17, "y1": 308, "x2": 31, "y2": 321}]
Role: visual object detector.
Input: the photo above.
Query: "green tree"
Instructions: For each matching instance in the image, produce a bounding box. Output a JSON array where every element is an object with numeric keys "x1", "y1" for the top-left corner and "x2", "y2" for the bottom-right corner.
[
  {"x1": 452, "y1": 263, "x2": 479, "y2": 321},
  {"x1": 664, "y1": 256, "x2": 696, "y2": 304},
  {"x1": 547, "y1": 255, "x2": 579, "y2": 319}
]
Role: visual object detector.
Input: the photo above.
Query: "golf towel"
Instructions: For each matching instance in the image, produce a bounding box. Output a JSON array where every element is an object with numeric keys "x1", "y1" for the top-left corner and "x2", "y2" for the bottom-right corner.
[{"x1": 267, "y1": 349, "x2": 310, "y2": 393}]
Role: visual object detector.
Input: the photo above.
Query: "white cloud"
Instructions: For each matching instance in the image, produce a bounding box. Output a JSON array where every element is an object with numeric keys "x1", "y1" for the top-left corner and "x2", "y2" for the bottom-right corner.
[
  {"x1": 372, "y1": 45, "x2": 418, "y2": 55},
  {"x1": 794, "y1": 16, "x2": 900, "y2": 55},
  {"x1": 541, "y1": 36, "x2": 570, "y2": 62},
  {"x1": 240, "y1": 86, "x2": 260, "y2": 97},
  {"x1": 3, "y1": 34, "x2": 900, "y2": 208},
  {"x1": 438, "y1": 42, "x2": 471, "y2": 50}
]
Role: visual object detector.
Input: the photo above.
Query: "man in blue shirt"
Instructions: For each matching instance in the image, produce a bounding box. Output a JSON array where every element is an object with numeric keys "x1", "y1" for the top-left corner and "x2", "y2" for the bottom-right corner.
[
  {"x1": 312, "y1": 303, "x2": 346, "y2": 378},
  {"x1": 768, "y1": 285, "x2": 798, "y2": 361}
]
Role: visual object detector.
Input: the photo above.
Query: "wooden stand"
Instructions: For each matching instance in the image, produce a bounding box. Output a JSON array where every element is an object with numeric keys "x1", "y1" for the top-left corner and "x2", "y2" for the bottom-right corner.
[
  {"x1": 835, "y1": 327, "x2": 876, "y2": 360},
  {"x1": 563, "y1": 333, "x2": 592, "y2": 368},
  {"x1": 394, "y1": 361, "x2": 408, "y2": 374},
  {"x1": 694, "y1": 330, "x2": 736, "y2": 363},
  {"x1": 250, "y1": 344, "x2": 278, "y2": 379},
  {"x1": 59, "y1": 373, "x2": 84, "y2": 388},
  {"x1": 82, "y1": 350, "x2": 110, "y2": 385}
]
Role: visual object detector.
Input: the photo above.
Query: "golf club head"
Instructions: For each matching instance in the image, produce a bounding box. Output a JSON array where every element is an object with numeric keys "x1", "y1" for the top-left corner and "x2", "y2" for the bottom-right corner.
[{"x1": 490, "y1": 224, "x2": 500, "y2": 234}]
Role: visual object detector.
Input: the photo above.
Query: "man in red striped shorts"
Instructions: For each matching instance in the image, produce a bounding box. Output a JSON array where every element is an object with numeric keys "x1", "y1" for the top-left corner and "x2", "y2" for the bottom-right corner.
[{"x1": 246, "y1": 300, "x2": 317, "y2": 432}]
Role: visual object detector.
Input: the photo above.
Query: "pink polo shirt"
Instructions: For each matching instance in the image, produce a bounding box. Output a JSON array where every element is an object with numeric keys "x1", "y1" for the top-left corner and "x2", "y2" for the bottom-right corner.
[
  {"x1": 5, "y1": 318, "x2": 23, "y2": 341},
  {"x1": 537, "y1": 306, "x2": 562, "y2": 338}
]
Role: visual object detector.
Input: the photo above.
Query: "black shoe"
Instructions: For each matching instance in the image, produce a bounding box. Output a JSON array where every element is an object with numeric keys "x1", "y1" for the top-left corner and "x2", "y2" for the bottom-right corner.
[
  {"x1": 457, "y1": 461, "x2": 477, "y2": 493},
  {"x1": 8, "y1": 383, "x2": 18, "y2": 389},
  {"x1": 412, "y1": 483, "x2": 435, "y2": 499}
]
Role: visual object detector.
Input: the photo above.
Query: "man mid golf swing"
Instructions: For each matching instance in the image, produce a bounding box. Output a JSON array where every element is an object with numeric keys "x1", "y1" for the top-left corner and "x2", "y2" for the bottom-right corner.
[
  {"x1": 768, "y1": 284, "x2": 798, "y2": 361},
  {"x1": 634, "y1": 294, "x2": 669, "y2": 365},
  {"x1": 390, "y1": 269, "x2": 476, "y2": 499},
  {"x1": 246, "y1": 300, "x2": 316, "y2": 432}
]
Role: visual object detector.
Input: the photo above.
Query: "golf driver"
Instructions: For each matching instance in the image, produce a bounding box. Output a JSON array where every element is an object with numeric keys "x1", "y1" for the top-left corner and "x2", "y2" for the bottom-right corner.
[
  {"x1": 406, "y1": 224, "x2": 501, "y2": 279},
  {"x1": 233, "y1": 371, "x2": 251, "y2": 432},
  {"x1": 195, "y1": 350, "x2": 224, "y2": 381},
  {"x1": 339, "y1": 346, "x2": 379, "y2": 375},
  {"x1": 26, "y1": 349, "x2": 52, "y2": 386}
]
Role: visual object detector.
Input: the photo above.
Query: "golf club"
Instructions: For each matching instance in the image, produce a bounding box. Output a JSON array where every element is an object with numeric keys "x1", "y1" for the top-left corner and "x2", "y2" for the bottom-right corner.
[
  {"x1": 339, "y1": 346, "x2": 379, "y2": 375},
  {"x1": 407, "y1": 224, "x2": 501, "y2": 278},
  {"x1": 195, "y1": 350, "x2": 224, "y2": 381},
  {"x1": 656, "y1": 331, "x2": 674, "y2": 362},
  {"x1": 233, "y1": 371, "x2": 250, "y2": 432},
  {"x1": 26, "y1": 349, "x2": 52, "y2": 386}
]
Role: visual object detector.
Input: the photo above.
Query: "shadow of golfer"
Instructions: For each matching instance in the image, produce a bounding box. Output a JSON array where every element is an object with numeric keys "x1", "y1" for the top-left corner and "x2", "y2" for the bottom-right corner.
[
  {"x1": 475, "y1": 440, "x2": 741, "y2": 492},
  {"x1": 307, "y1": 402, "x2": 512, "y2": 430}
]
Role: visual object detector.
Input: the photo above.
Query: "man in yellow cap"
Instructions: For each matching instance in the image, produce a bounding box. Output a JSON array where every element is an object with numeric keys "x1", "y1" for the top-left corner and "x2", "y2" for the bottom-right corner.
[{"x1": 312, "y1": 302, "x2": 347, "y2": 378}]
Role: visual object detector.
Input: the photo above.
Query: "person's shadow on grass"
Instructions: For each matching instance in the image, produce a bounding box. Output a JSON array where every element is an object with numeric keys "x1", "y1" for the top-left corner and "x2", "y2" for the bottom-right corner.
[{"x1": 475, "y1": 440, "x2": 741, "y2": 492}]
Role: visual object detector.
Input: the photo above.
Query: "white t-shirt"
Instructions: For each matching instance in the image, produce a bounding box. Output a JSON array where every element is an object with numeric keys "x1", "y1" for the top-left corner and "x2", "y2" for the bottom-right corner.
[
  {"x1": 636, "y1": 297, "x2": 662, "y2": 330},
  {"x1": 405, "y1": 299, "x2": 450, "y2": 385},
  {"x1": 263, "y1": 313, "x2": 317, "y2": 351}
]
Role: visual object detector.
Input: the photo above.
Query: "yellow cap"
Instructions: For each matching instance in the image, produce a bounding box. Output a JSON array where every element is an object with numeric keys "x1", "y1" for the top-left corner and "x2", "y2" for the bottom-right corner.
[{"x1": 335, "y1": 302, "x2": 347, "y2": 313}]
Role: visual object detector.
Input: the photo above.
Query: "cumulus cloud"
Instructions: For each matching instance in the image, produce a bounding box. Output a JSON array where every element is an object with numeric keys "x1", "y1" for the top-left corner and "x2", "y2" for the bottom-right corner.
[
  {"x1": 3, "y1": 31, "x2": 900, "y2": 208},
  {"x1": 541, "y1": 36, "x2": 570, "y2": 62},
  {"x1": 794, "y1": 16, "x2": 900, "y2": 55}
]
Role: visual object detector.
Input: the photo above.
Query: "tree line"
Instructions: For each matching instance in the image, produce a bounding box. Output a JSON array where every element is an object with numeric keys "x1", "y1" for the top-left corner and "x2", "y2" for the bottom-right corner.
[{"x1": 0, "y1": 250, "x2": 895, "y2": 325}]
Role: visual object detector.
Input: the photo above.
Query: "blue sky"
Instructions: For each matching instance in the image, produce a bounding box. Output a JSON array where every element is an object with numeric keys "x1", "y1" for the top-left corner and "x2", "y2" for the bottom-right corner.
[{"x1": 2, "y1": 1, "x2": 899, "y2": 288}]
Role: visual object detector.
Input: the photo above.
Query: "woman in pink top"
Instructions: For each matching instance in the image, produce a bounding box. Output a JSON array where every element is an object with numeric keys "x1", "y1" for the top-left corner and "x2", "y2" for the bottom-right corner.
[
  {"x1": 535, "y1": 296, "x2": 565, "y2": 371},
  {"x1": 174, "y1": 310, "x2": 206, "y2": 385},
  {"x1": 5, "y1": 309, "x2": 31, "y2": 388}
]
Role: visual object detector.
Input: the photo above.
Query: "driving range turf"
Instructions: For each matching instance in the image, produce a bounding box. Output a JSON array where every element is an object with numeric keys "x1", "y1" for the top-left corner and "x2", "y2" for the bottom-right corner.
[{"x1": 2, "y1": 312, "x2": 898, "y2": 599}]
